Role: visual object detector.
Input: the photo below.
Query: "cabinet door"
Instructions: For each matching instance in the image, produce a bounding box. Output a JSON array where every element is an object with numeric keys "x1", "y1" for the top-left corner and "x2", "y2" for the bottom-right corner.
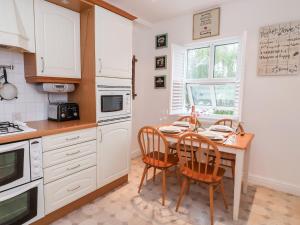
[
  {"x1": 97, "y1": 121, "x2": 131, "y2": 188},
  {"x1": 34, "y1": 0, "x2": 81, "y2": 78},
  {"x1": 95, "y1": 6, "x2": 132, "y2": 79}
]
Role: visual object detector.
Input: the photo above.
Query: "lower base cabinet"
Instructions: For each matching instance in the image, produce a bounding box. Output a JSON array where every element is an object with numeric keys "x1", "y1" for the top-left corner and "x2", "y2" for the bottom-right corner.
[{"x1": 44, "y1": 167, "x2": 96, "y2": 214}]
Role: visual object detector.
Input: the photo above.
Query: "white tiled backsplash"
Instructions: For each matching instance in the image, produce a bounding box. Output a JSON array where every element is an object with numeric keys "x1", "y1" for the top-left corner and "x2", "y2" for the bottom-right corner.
[{"x1": 0, "y1": 49, "x2": 67, "y2": 122}]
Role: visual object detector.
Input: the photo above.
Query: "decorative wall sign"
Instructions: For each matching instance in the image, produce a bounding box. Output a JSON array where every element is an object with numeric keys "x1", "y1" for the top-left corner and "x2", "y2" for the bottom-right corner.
[
  {"x1": 155, "y1": 33, "x2": 168, "y2": 49},
  {"x1": 154, "y1": 75, "x2": 166, "y2": 89},
  {"x1": 155, "y1": 55, "x2": 167, "y2": 70},
  {"x1": 258, "y1": 21, "x2": 300, "y2": 76},
  {"x1": 193, "y1": 7, "x2": 220, "y2": 40}
]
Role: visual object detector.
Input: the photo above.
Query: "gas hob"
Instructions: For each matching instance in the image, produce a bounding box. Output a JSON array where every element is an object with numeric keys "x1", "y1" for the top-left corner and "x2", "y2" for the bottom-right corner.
[{"x1": 0, "y1": 121, "x2": 36, "y2": 136}]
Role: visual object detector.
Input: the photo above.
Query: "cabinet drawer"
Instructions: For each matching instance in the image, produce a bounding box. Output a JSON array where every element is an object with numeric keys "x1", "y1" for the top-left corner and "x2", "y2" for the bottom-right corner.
[
  {"x1": 44, "y1": 153, "x2": 96, "y2": 184},
  {"x1": 44, "y1": 166, "x2": 96, "y2": 214},
  {"x1": 43, "y1": 140, "x2": 96, "y2": 168},
  {"x1": 42, "y1": 128, "x2": 96, "y2": 152}
]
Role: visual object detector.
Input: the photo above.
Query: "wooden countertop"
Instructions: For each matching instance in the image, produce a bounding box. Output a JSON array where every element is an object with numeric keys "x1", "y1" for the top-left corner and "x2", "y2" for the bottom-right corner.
[{"x1": 0, "y1": 120, "x2": 97, "y2": 145}]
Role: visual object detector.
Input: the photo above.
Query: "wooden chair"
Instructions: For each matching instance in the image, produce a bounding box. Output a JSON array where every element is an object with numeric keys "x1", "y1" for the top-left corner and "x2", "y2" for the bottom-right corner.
[
  {"x1": 169, "y1": 116, "x2": 202, "y2": 156},
  {"x1": 137, "y1": 126, "x2": 179, "y2": 205},
  {"x1": 210, "y1": 119, "x2": 245, "y2": 180},
  {"x1": 175, "y1": 132, "x2": 228, "y2": 225},
  {"x1": 177, "y1": 115, "x2": 201, "y2": 127}
]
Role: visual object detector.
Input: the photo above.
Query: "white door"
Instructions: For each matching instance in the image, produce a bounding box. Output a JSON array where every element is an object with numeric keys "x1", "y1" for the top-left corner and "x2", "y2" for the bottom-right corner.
[
  {"x1": 97, "y1": 121, "x2": 132, "y2": 188},
  {"x1": 95, "y1": 6, "x2": 132, "y2": 79},
  {"x1": 34, "y1": 0, "x2": 81, "y2": 78}
]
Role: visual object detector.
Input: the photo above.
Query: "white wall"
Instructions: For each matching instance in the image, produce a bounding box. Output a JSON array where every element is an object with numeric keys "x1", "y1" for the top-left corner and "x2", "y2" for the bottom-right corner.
[
  {"x1": 0, "y1": 49, "x2": 66, "y2": 122},
  {"x1": 132, "y1": 0, "x2": 300, "y2": 195}
]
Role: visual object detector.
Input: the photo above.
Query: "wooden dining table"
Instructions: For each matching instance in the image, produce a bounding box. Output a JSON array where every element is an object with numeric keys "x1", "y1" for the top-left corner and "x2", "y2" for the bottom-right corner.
[{"x1": 157, "y1": 125, "x2": 255, "y2": 221}]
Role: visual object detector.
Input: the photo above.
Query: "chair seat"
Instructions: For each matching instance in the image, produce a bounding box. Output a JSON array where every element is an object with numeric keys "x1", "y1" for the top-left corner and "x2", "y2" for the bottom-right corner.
[
  {"x1": 208, "y1": 152, "x2": 236, "y2": 161},
  {"x1": 180, "y1": 161, "x2": 225, "y2": 183},
  {"x1": 143, "y1": 151, "x2": 179, "y2": 168}
]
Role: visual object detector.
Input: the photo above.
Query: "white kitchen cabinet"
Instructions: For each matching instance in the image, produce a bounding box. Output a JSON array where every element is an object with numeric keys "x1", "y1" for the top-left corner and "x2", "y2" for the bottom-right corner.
[
  {"x1": 95, "y1": 6, "x2": 132, "y2": 79},
  {"x1": 0, "y1": 0, "x2": 35, "y2": 52},
  {"x1": 44, "y1": 166, "x2": 96, "y2": 214},
  {"x1": 34, "y1": 0, "x2": 81, "y2": 78},
  {"x1": 97, "y1": 121, "x2": 132, "y2": 188}
]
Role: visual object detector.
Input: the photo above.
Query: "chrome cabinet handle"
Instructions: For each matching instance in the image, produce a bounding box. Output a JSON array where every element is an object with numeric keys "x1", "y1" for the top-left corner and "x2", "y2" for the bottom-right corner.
[
  {"x1": 66, "y1": 164, "x2": 81, "y2": 171},
  {"x1": 99, "y1": 58, "x2": 102, "y2": 73},
  {"x1": 41, "y1": 57, "x2": 45, "y2": 73},
  {"x1": 31, "y1": 141, "x2": 40, "y2": 145},
  {"x1": 99, "y1": 129, "x2": 102, "y2": 143},
  {"x1": 66, "y1": 136, "x2": 80, "y2": 141},
  {"x1": 67, "y1": 185, "x2": 81, "y2": 192},
  {"x1": 66, "y1": 150, "x2": 80, "y2": 156}
]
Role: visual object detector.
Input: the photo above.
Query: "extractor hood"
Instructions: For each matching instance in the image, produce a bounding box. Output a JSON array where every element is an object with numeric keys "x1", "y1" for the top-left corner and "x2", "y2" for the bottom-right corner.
[{"x1": 0, "y1": 0, "x2": 32, "y2": 52}]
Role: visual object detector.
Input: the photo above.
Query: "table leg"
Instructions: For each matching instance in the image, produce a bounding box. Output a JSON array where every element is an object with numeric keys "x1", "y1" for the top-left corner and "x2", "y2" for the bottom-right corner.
[
  {"x1": 233, "y1": 150, "x2": 245, "y2": 221},
  {"x1": 243, "y1": 145, "x2": 251, "y2": 194}
]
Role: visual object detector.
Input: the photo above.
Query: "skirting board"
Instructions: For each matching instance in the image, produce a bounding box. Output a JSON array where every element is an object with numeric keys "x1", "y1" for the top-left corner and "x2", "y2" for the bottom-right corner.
[{"x1": 248, "y1": 173, "x2": 300, "y2": 196}]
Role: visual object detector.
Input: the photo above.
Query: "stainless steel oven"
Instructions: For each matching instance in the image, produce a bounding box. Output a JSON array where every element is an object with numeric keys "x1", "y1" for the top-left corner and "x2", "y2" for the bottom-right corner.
[{"x1": 96, "y1": 77, "x2": 131, "y2": 124}]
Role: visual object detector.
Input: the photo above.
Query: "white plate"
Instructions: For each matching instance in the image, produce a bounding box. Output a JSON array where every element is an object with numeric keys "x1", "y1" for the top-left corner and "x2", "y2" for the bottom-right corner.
[
  {"x1": 209, "y1": 125, "x2": 234, "y2": 132},
  {"x1": 159, "y1": 126, "x2": 182, "y2": 134},
  {"x1": 172, "y1": 121, "x2": 190, "y2": 127},
  {"x1": 198, "y1": 130, "x2": 224, "y2": 141}
]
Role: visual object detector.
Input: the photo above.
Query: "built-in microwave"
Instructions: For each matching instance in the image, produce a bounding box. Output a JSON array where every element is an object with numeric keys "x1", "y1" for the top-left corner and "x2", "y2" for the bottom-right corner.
[{"x1": 96, "y1": 77, "x2": 132, "y2": 124}]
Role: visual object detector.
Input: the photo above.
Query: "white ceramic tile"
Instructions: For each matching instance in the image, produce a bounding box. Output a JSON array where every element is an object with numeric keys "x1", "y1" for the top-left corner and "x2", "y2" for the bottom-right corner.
[{"x1": 0, "y1": 49, "x2": 64, "y2": 122}]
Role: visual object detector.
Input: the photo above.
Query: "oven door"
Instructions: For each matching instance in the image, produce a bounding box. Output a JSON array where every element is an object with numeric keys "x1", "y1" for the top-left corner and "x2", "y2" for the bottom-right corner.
[
  {"x1": 0, "y1": 179, "x2": 44, "y2": 225},
  {"x1": 97, "y1": 90, "x2": 131, "y2": 120},
  {"x1": 0, "y1": 141, "x2": 30, "y2": 192}
]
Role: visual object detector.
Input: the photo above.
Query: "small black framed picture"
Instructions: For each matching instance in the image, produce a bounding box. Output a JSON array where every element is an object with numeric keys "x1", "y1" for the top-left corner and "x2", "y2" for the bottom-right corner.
[
  {"x1": 155, "y1": 33, "x2": 168, "y2": 49},
  {"x1": 155, "y1": 55, "x2": 167, "y2": 70},
  {"x1": 154, "y1": 75, "x2": 166, "y2": 89}
]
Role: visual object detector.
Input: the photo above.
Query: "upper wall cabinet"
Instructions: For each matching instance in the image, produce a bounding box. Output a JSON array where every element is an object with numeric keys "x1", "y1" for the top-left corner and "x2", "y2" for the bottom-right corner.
[
  {"x1": 25, "y1": 0, "x2": 81, "y2": 80},
  {"x1": 95, "y1": 6, "x2": 132, "y2": 79},
  {"x1": 0, "y1": 0, "x2": 35, "y2": 52}
]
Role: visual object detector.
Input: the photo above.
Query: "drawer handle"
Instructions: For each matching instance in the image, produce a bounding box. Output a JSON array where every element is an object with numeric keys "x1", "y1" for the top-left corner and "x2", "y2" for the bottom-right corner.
[
  {"x1": 66, "y1": 150, "x2": 80, "y2": 156},
  {"x1": 67, "y1": 185, "x2": 81, "y2": 192},
  {"x1": 66, "y1": 136, "x2": 80, "y2": 141},
  {"x1": 66, "y1": 164, "x2": 81, "y2": 171}
]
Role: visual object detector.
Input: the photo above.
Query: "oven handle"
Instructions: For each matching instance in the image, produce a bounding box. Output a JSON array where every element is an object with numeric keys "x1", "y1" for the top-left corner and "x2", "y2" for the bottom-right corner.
[
  {"x1": 0, "y1": 180, "x2": 40, "y2": 202},
  {"x1": 0, "y1": 142, "x2": 27, "y2": 154}
]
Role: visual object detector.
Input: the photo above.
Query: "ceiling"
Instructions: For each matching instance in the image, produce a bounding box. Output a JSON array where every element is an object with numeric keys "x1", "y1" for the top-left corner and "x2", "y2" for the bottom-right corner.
[{"x1": 105, "y1": 0, "x2": 235, "y2": 23}]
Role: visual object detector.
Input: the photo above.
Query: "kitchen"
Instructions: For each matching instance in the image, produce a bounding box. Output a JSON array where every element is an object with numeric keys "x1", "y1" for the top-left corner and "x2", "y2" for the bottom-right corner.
[
  {"x1": 0, "y1": 0, "x2": 133, "y2": 224},
  {"x1": 1, "y1": 0, "x2": 300, "y2": 225}
]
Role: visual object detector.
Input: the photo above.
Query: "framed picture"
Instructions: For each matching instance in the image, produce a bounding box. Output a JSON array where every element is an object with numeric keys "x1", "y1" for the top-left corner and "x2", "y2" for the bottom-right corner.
[
  {"x1": 155, "y1": 55, "x2": 167, "y2": 70},
  {"x1": 155, "y1": 33, "x2": 168, "y2": 49},
  {"x1": 154, "y1": 75, "x2": 166, "y2": 89},
  {"x1": 193, "y1": 7, "x2": 220, "y2": 40}
]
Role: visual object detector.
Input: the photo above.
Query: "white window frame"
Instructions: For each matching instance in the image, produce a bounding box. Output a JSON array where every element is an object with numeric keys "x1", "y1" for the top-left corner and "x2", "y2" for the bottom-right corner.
[{"x1": 170, "y1": 34, "x2": 247, "y2": 122}]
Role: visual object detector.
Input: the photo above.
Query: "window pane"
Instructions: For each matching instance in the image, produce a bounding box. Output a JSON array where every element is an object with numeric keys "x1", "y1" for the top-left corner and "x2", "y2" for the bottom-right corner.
[
  {"x1": 190, "y1": 85, "x2": 212, "y2": 106},
  {"x1": 214, "y1": 84, "x2": 236, "y2": 107},
  {"x1": 187, "y1": 47, "x2": 209, "y2": 79},
  {"x1": 214, "y1": 43, "x2": 239, "y2": 78},
  {"x1": 186, "y1": 84, "x2": 237, "y2": 117}
]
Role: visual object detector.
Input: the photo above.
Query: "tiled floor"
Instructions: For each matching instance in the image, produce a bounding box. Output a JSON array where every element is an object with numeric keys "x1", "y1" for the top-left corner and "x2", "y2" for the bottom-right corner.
[{"x1": 51, "y1": 158, "x2": 300, "y2": 225}]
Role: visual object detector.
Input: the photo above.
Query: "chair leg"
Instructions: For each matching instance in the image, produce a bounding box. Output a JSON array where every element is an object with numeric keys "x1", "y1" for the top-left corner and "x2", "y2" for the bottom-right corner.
[
  {"x1": 138, "y1": 165, "x2": 148, "y2": 193},
  {"x1": 176, "y1": 177, "x2": 188, "y2": 211},
  {"x1": 186, "y1": 178, "x2": 190, "y2": 195},
  {"x1": 162, "y1": 169, "x2": 167, "y2": 206},
  {"x1": 176, "y1": 166, "x2": 181, "y2": 184},
  {"x1": 219, "y1": 180, "x2": 228, "y2": 210},
  {"x1": 209, "y1": 185, "x2": 214, "y2": 225},
  {"x1": 231, "y1": 160, "x2": 236, "y2": 181},
  {"x1": 153, "y1": 167, "x2": 156, "y2": 182}
]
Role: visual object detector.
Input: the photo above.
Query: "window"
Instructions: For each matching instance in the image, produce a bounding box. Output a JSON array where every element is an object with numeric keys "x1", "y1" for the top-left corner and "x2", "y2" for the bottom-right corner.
[{"x1": 171, "y1": 39, "x2": 243, "y2": 119}]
